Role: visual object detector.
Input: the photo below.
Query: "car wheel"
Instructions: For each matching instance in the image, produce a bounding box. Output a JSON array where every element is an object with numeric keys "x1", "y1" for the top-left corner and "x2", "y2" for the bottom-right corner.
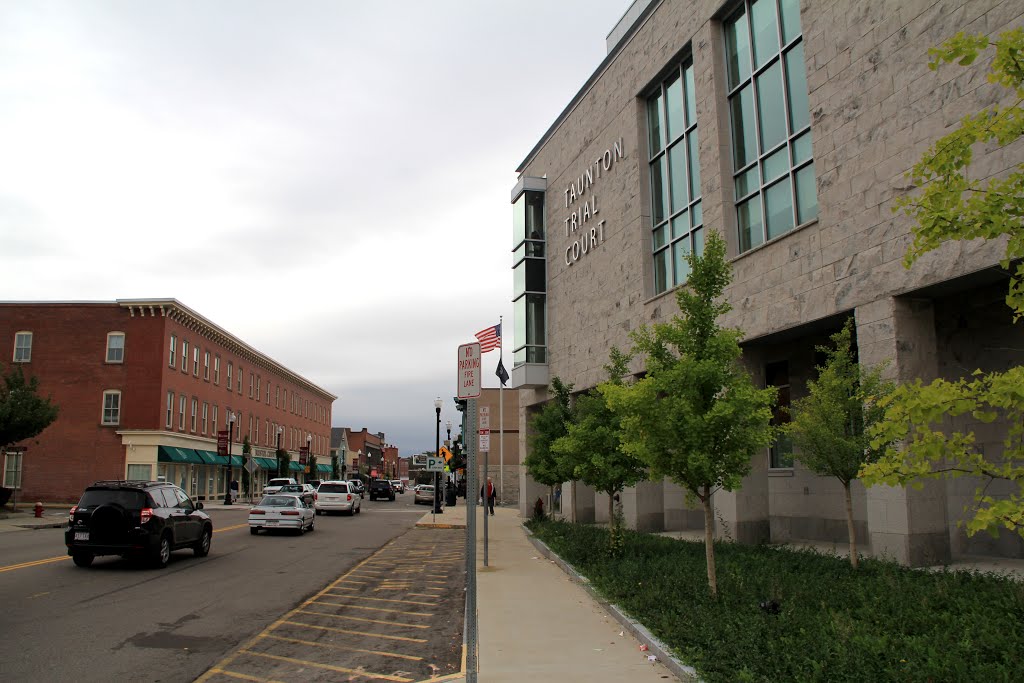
[
  {"x1": 151, "y1": 534, "x2": 172, "y2": 568},
  {"x1": 194, "y1": 526, "x2": 212, "y2": 557},
  {"x1": 250, "y1": 527, "x2": 259, "y2": 535},
  {"x1": 308, "y1": 519, "x2": 314, "y2": 532},
  {"x1": 72, "y1": 552, "x2": 94, "y2": 568}
]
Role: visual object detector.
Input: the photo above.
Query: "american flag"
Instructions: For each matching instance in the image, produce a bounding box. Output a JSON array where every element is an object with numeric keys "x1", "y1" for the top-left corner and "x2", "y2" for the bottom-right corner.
[{"x1": 474, "y1": 323, "x2": 501, "y2": 353}]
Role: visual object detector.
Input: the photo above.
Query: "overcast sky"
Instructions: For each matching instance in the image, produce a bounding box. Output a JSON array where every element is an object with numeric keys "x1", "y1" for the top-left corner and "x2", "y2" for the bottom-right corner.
[{"x1": 0, "y1": 0, "x2": 630, "y2": 455}]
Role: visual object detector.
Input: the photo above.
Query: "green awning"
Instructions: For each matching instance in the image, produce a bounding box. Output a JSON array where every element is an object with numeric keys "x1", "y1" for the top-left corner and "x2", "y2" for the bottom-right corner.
[
  {"x1": 158, "y1": 445, "x2": 204, "y2": 464},
  {"x1": 230, "y1": 455, "x2": 245, "y2": 467},
  {"x1": 288, "y1": 461, "x2": 304, "y2": 472},
  {"x1": 317, "y1": 463, "x2": 331, "y2": 473},
  {"x1": 255, "y1": 457, "x2": 277, "y2": 469},
  {"x1": 194, "y1": 449, "x2": 228, "y2": 465}
]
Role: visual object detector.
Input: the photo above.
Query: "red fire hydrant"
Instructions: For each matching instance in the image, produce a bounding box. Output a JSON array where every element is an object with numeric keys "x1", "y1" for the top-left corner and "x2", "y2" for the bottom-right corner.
[{"x1": 34, "y1": 502, "x2": 44, "y2": 518}]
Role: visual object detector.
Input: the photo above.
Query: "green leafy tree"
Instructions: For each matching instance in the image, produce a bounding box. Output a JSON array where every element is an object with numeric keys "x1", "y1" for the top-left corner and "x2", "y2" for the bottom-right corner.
[
  {"x1": 308, "y1": 453, "x2": 317, "y2": 480},
  {"x1": 0, "y1": 364, "x2": 59, "y2": 451},
  {"x1": 553, "y1": 348, "x2": 646, "y2": 556},
  {"x1": 241, "y1": 436, "x2": 252, "y2": 497},
  {"x1": 604, "y1": 232, "x2": 777, "y2": 596},
  {"x1": 277, "y1": 449, "x2": 291, "y2": 478},
  {"x1": 863, "y1": 30, "x2": 1024, "y2": 540},
  {"x1": 524, "y1": 377, "x2": 575, "y2": 510},
  {"x1": 331, "y1": 453, "x2": 340, "y2": 480},
  {"x1": 785, "y1": 320, "x2": 893, "y2": 568}
]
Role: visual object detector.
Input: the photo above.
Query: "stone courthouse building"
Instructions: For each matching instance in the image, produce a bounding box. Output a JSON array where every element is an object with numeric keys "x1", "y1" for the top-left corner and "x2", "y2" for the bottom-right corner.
[{"x1": 511, "y1": 0, "x2": 1023, "y2": 565}]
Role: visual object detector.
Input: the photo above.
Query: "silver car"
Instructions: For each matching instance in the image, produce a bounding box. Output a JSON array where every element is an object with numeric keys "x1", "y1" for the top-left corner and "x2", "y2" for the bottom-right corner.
[
  {"x1": 414, "y1": 485, "x2": 435, "y2": 505},
  {"x1": 315, "y1": 481, "x2": 361, "y2": 516},
  {"x1": 249, "y1": 495, "x2": 315, "y2": 535}
]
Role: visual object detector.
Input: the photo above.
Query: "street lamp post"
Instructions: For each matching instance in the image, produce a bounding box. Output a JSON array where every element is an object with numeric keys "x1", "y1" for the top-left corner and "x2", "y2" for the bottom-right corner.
[
  {"x1": 306, "y1": 433, "x2": 312, "y2": 482},
  {"x1": 446, "y1": 419, "x2": 453, "y2": 492},
  {"x1": 276, "y1": 426, "x2": 284, "y2": 477},
  {"x1": 433, "y1": 397, "x2": 443, "y2": 514},
  {"x1": 224, "y1": 411, "x2": 236, "y2": 505}
]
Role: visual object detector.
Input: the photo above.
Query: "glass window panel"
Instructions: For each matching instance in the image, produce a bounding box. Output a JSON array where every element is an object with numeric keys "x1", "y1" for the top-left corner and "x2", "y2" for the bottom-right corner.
[
  {"x1": 525, "y1": 258, "x2": 546, "y2": 293},
  {"x1": 671, "y1": 211, "x2": 689, "y2": 240},
  {"x1": 525, "y1": 191, "x2": 544, "y2": 237},
  {"x1": 514, "y1": 348, "x2": 527, "y2": 365},
  {"x1": 692, "y1": 200, "x2": 702, "y2": 227},
  {"x1": 765, "y1": 176, "x2": 795, "y2": 239},
  {"x1": 528, "y1": 346, "x2": 547, "y2": 364},
  {"x1": 785, "y1": 42, "x2": 810, "y2": 133},
  {"x1": 795, "y1": 162, "x2": 819, "y2": 224},
  {"x1": 513, "y1": 261, "x2": 525, "y2": 296},
  {"x1": 762, "y1": 145, "x2": 789, "y2": 183},
  {"x1": 647, "y1": 93, "x2": 663, "y2": 155},
  {"x1": 654, "y1": 249, "x2": 669, "y2": 294},
  {"x1": 731, "y1": 85, "x2": 757, "y2": 169},
  {"x1": 512, "y1": 193, "x2": 526, "y2": 247},
  {"x1": 526, "y1": 294, "x2": 546, "y2": 346},
  {"x1": 653, "y1": 224, "x2": 667, "y2": 249},
  {"x1": 779, "y1": 0, "x2": 801, "y2": 44},
  {"x1": 693, "y1": 227, "x2": 705, "y2": 257},
  {"x1": 513, "y1": 242, "x2": 526, "y2": 266},
  {"x1": 750, "y1": 0, "x2": 779, "y2": 68},
  {"x1": 665, "y1": 74, "x2": 684, "y2": 140},
  {"x1": 738, "y1": 197, "x2": 764, "y2": 252},
  {"x1": 674, "y1": 238, "x2": 692, "y2": 286},
  {"x1": 792, "y1": 130, "x2": 813, "y2": 165},
  {"x1": 683, "y1": 64, "x2": 697, "y2": 127},
  {"x1": 724, "y1": 9, "x2": 751, "y2": 89},
  {"x1": 650, "y1": 157, "x2": 667, "y2": 225},
  {"x1": 668, "y1": 143, "x2": 688, "y2": 211},
  {"x1": 687, "y1": 130, "x2": 701, "y2": 199},
  {"x1": 756, "y1": 60, "x2": 787, "y2": 152},
  {"x1": 735, "y1": 166, "x2": 759, "y2": 199}
]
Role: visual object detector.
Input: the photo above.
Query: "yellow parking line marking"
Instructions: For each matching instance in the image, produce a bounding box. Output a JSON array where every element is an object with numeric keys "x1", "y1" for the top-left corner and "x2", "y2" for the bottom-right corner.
[
  {"x1": 324, "y1": 592, "x2": 437, "y2": 607},
  {"x1": 407, "y1": 593, "x2": 439, "y2": 598},
  {"x1": 205, "y1": 668, "x2": 287, "y2": 682},
  {"x1": 260, "y1": 633, "x2": 423, "y2": 661},
  {"x1": 239, "y1": 649, "x2": 413, "y2": 682},
  {"x1": 285, "y1": 615, "x2": 427, "y2": 643},
  {"x1": 0, "y1": 556, "x2": 68, "y2": 573},
  {"x1": 299, "y1": 608, "x2": 430, "y2": 629},
  {"x1": 313, "y1": 599, "x2": 432, "y2": 617},
  {"x1": 214, "y1": 523, "x2": 249, "y2": 533},
  {"x1": 334, "y1": 578, "x2": 369, "y2": 585}
]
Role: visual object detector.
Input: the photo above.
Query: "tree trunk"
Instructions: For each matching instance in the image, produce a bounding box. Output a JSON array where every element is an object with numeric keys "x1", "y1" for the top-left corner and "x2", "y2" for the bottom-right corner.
[
  {"x1": 608, "y1": 491, "x2": 614, "y2": 526},
  {"x1": 844, "y1": 480, "x2": 858, "y2": 569},
  {"x1": 701, "y1": 485, "x2": 717, "y2": 597}
]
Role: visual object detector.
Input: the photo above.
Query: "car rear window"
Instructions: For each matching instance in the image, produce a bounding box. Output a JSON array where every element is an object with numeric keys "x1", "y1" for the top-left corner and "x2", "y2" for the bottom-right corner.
[
  {"x1": 260, "y1": 496, "x2": 297, "y2": 507},
  {"x1": 318, "y1": 484, "x2": 347, "y2": 493},
  {"x1": 79, "y1": 489, "x2": 147, "y2": 509}
]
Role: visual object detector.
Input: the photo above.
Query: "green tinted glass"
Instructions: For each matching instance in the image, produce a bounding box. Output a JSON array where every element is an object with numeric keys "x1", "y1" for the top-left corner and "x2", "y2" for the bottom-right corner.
[
  {"x1": 665, "y1": 74, "x2": 684, "y2": 140},
  {"x1": 750, "y1": 0, "x2": 779, "y2": 68},
  {"x1": 735, "y1": 166, "x2": 759, "y2": 199},
  {"x1": 792, "y1": 130, "x2": 812, "y2": 165},
  {"x1": 756, "y1": 60, "x2": 786, "y2": 152},
  {"x1": 650, "y1": 156, "x2": 667, "y2": 225},
  {"x1": 648, "y1": 93, "x2": 663, "y2": 155},
  {"x1": 779, "y1": 0, "x2": 801, "y2": 44},
  {"x1": 654, "y1": 249, "x2": 669, "y2": 293},
  {"x1": 786, "y1": 42, "x2": 809, "y2": 133},
  {"x1": 672, "y1": 211, "x2": 689, "y2": 240},
  {"x1": 674, "y1": 238, "x2": 693, "y2": 286},
  {"x1": 724, "y1": 9, "x2": 751, "y2": 89},
  {"x1": 731, "y1": 84, "x2": 756, "y2": 169},
  {"x1": 762, "y1": 145, "x2": 789, "y2": 183},
  {"x1": 684, "y1": 64, "x2": 697, "y2": 127},
  {"x1": 669, "y1": 143, "x2": 688, "y2": 211},
  {"x1": 738, "y1": 197, "x2": 763, "y2": 252},
  {"x1": 795, "y1": 162, "x2": 818, "y2": 224},
  {"x1": 765, "y1": 177, "x2": 794, "y2": 239},
  {"x1": 687, "y1": 130, "x2": 701, "y2": 199}
]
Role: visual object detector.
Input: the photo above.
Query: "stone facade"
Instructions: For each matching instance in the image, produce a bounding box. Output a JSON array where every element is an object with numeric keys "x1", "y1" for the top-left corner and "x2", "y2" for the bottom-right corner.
[{"x1": 513, "y1": 0, "x2": 1024, "y2": 564}]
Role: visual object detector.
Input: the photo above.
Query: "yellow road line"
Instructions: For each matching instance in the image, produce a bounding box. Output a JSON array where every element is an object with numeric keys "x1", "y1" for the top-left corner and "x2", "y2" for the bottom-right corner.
[
  {"x1": 298, "y1": 608, "x2": 430, "y2": 629},
  {"x1": 313, "y1": 599, "x2": 432, "y2": 616},
  {"x1": 0, "y1": 556, "x2": 68, "y2": 573},
  {"x1": 323, "y1": 592, "x2": 437, "y2": 607},
  {"x1": 260, "y1": 633, "x2": 422, "y2": 661},
  {"x1": 214, "y1": 523, "x2": 249, "y2": 533},
  {"x1": 239, "y1": 649, "x2": 413, "y2": 682},
  {"x1": 284, "y1": 614, "x2": 427, "y2": 643}
]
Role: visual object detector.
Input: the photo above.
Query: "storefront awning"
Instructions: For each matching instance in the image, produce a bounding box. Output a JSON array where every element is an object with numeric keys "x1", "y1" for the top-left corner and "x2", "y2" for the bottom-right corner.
[
  {"x1": 317, "y1": 463, "x2": 331, "y2": 473},
  {"x1": 158, "y1": 445, "x2": 204, "y2": 464},
  {"x1": 288, "y1": 461, "x2": 304, "y2": 471},
  {"x1": 194, "y1": 449, "x2": 228, "y2": 465},
  {"x1": 255, "y1": 457, "x2": 277, "y2": 469},
  {"x1": 229, "y1": 455, "x2": 245, "y2": 467}
]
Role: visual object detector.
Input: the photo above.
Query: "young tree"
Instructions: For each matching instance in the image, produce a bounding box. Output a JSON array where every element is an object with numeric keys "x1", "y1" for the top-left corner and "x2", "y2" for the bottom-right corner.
[
  {"x1": 862, "y1": 30, "x2": 1024, "y2": 540},
  {"x1": 604, "y1": 232, "x2": 777, "y2": 595},
  {"x1": 524, "y1": 377, "x2": 575, "y2": 513},
  {"x1": 241, "y1": 436, "x2": 252, "y2": 498},
  {"x1": 553, "y1": 348, "x2": 646, "y2": 555},
  {"x1": 0, "y1": 364, "x2": 59, "y2": 451},
  {"x1": 785, "y1": 320, "x2": 892, "y2": 568}
]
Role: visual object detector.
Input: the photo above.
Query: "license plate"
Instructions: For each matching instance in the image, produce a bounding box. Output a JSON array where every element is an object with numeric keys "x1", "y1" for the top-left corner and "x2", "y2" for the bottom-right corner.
[
  {"x1": 265, "y1": 520, "x2": 278, "y2": 525},
  {"x1": 74, "y1": 531, "x2": 89, "y2": 541}
]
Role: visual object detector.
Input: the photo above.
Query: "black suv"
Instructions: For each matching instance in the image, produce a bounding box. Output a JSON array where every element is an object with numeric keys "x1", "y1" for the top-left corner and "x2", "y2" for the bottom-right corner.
[
  {"x1": 368, "y1": 479, "x2": 395, "y2": 501},
  {"x1": 65, "y1": 480, "x2": 212, "y2": 568}
]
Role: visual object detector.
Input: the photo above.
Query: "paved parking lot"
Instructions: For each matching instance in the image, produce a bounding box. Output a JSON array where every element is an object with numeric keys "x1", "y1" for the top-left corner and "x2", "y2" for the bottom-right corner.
[{"x1": 196, "y1": 527, "x2": 465, "y2": 682}]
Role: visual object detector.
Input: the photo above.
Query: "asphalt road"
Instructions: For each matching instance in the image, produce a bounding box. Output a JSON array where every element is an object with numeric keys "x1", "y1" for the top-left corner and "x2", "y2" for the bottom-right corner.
[{"x1": 0, "y1": 493, "x2": 465, "y2": 683}]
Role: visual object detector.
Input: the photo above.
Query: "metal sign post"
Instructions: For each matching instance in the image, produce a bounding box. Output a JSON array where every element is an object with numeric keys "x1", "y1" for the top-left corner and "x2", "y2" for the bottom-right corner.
[{"x1": 465, "y1": 396, "x2": 478, "y2": 682}]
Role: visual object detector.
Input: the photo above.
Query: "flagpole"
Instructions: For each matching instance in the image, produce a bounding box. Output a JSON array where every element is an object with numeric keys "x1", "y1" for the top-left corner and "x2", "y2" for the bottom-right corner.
[{"x1": 498, "y1": 316, "x2": 504, "y2": 507}]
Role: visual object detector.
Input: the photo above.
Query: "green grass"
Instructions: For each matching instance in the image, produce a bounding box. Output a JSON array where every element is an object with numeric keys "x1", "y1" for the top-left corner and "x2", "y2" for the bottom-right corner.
[{"x1": 526, "y1": 519, "x2": 1024, "y2": 682}]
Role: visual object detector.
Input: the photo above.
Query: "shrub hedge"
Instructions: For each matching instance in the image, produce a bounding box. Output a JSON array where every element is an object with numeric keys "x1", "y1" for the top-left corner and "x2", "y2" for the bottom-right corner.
[{"x1": 526, "y1": 519, "x2": 1024, "y2": 682}]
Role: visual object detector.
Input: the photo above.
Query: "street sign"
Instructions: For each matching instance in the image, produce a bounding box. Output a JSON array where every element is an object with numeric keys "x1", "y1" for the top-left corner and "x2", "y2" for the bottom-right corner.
[
  {"x1": 299, "y1": 446, "x2": 308, "y2": 464},
  {"x1": 217, "y1": 430, "x2": 229, "y2": 457},
  {"x1": 458, "y1": 342, "x2": 482, "y2": 399},
  {"x1": 478, "y1": 429, "x2": 490, "y2": 452},
  {"x1": 245, "y1": 456, "x2": 258, "y2": 474},
  {"x1": 479, "y1": 406, "x2": 490, "y2": 429},
  {"x1": 426, "y1": 456, "x2": 445, "y2": 472},
  {"x1": 439, "y1": 446, "x2": 453, "y2": 463}
]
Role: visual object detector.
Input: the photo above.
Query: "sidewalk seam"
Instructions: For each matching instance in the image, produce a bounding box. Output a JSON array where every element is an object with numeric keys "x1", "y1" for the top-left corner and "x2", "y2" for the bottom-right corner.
[{"x1": 523, "y1": 525, "x2": 702, "y2": 683}]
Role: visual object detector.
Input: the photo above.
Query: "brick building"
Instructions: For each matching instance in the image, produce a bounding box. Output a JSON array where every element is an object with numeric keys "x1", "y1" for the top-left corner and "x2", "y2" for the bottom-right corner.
[
  {"x1": 1, "y1": 299, "x2": 336, "y2": 503},
  {"x1": 512, "y1": 0, "x2": 1023, "y2": 564}
]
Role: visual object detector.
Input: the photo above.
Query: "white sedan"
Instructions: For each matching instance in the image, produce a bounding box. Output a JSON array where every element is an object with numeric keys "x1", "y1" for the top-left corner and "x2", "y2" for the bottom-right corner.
[{"x1": 249, "y1": 494, "x2": 315, "y2": 535}]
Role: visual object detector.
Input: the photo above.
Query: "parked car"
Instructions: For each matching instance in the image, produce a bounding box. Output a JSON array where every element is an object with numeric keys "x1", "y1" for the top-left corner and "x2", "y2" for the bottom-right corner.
[
  {"x1": 65, "y1": 480, "x2": 212, "y2": 568},
  {"x1": 263, "y1": 477, "x2": 297, "y2": 495},
  {"x1": 347, "y1": 479, "x2": 365, "y2": 498},
  {"x1": 414, "y1": 484, "x2": 435, "y2": 505},
  {"x1": 368, "y1": 479, "x2": 396, "y2": 501},
  {"x1": 390, "y1": 480, "x2": 405, "y2": 493},
  {"x1": 306, "y1": 479, "x2": 322, "y2": 489},
  {"x1": 249, "y1": 494, "x2": 314, "y2": 535},
  {"x1": 314, "y1": 481, "x2": 361, "y2": 516},
  {"x1": 277, "y1": 483, "x2": 316, "y2": 506}
]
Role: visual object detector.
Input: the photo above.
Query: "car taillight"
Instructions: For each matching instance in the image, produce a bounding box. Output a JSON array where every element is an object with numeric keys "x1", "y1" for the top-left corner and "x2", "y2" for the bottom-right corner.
[
  {"x1": 346, "y1": 494, "x2": 352, "y2": 501},
  {"x1": 68, "y1": 505, "x2": 77, "y2": 523},
  {"x1": 280, "y1": 510, "x2": 300, "y2": 516},
  {"x1": 250, "y1": 509, "x2": 265, "y2": 515},
  {"x1": 314, "y1": 493, "x2": 317, "y2": 500},
  {"x1": 140, "y1": 508, "x2": 153, "y2": 524}
]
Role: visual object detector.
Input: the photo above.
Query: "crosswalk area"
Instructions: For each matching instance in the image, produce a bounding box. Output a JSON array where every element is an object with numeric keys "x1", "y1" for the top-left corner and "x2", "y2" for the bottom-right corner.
[{"x1": 197, "y1": 528, "x2": 466, "y2": 682}]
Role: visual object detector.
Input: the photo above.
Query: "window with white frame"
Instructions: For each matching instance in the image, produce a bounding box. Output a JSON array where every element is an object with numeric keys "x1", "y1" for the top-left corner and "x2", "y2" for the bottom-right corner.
[
  {"x1": 203, "y1": 351, "x2": 210, "y2": 380},
  {"x1": 237, "y1": 366, "x2": 243, "y2": 394},
  {"x1": 13, "y1": 332, "x2": 32, "y2": 363},
  {"x1": 235, "y1": 412, "x2": 242, "y2": 440},
  {"x1": 190, "y1": 398, "x2": 198, "y2": 432},
  {"x1": 212, "y1": 404, "x2": 218, "y2": 434},
  {"x1": 102, "y1": 390, "x2": 121, "y2": 425},
  {"x1": 169, "y1": 334, "x2": 177, "y2": 367},
  {"x1": 227, "y1": 361, "x2": 233, "y2": 390},
  {"x1": 725, "y1": 0, "x2": 816, "y2": 253},
  {"x1": 249, "y1": 373, "x2": 254, "y2": 399},
  {"x1": 4, "y1": 451, "x2": 23, "y2": 488},
  {"x1": 106, "y1": 332, "x2": 125, "y2": 363},
  {"x1": 179, "y1": 394, "x2": 186, "y2": 429},
  {"x1": 202, "y1": 402, "x2": 208, "y2": 434},
  {"x1": 181, "y1": 340, "x2": 189, "y2": 372},
  {"x1": 214, "y1": 355, "x2": 221, "y2": 384},
  {"x1": 647, "y1": 54, "x2": 704, "y2": 294},
  {"x1": 192, "y1": 347, "x2": 199, "y2": 376},
  {"x1": 166, "y1": 391, "x2": 173, "y2": 428},
  {"x1": 275, "y1": 386, "x2": 280, "y2": 408},
  {"x1": 127, "y1": 464, "x2": 151, "y2": 480}
]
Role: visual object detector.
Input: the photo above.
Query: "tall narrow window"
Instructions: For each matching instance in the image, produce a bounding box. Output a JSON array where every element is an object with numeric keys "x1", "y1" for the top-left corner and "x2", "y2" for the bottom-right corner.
[
  {"x1": 227, "y1": 362, "x2": 233, "y2": 391},
  {"x1": 106, "y1": 332, "x2": 125, "y2": 363},
  {"x1": 214, "y1": 356, "x2": 221, "y2": 385},
  {"x1": 648, "y1": 56, "x2": 702, "y2": 294},
  {"x1": 166, "y1": 391, "x2": 173, "y2": 428},
  {"x1": 512, "y1": 181, "x2": 547, "y2": 367},
  {"x1": 202, "y1": 402, "x2": 209, "y2": 434},
  {"x1": 212, "y1": 405, "x2": 219, "y2": 434},
  {"x1": 190, "y1": 398, "x2": 198, "y2": 432},
  {"x1": 179, "y1": 394, "x2": 187, "y2": 430},
  {"x1": 249, "y1": 373, "x2": 254, "y2": 399},
  {"x1": 726, "y1": 0, "x2": 816, "y2": 253},
  {"x1": 4, "y1": 451, "x2": 23, "y2": 489},
  {"x1": 181, "y1": 340, "x2": 189, "y2": 373},
  {"x1": 169, "y1": 334, "x2": 177, "y2": 367},
  {"x1": 237, "y1": 366, "x2": 243, "y2": 394},
  {"x1": 203, "y1": 351, "x2": 210, "y2": 380},
  {"x1": 102, "y1": 391, "x2": 121, "y2": 426},
  {"x1": 14, "y1": 332, "x2": 32, "y2": 363},
  {"x1": 193, "y1": 347, "x2": 199, "y2": 376},
  {"x1": 276, "y1": 386, "x2": 280, "y2": 408},
  {"x1": 766, "y1": 360, "x2": 793, "y2": 468}
]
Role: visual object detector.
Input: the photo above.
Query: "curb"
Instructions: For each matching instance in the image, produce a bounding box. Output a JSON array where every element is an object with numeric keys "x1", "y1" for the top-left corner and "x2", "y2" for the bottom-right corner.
[{"x1": 523, "y1": 524, "x2": 702, "y2": 683}]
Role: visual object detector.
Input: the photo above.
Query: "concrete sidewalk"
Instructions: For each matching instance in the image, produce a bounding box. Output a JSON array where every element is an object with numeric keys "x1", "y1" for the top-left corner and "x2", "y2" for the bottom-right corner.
[{"x1": 418, "y1": 504, "x2": 686, "y2": 682}]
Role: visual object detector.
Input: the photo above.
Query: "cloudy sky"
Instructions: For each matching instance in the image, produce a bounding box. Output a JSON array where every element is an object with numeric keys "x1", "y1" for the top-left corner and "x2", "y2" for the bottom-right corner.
[{"x1": 0, "y1": 0, "x2": 629, "y2": 455}]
